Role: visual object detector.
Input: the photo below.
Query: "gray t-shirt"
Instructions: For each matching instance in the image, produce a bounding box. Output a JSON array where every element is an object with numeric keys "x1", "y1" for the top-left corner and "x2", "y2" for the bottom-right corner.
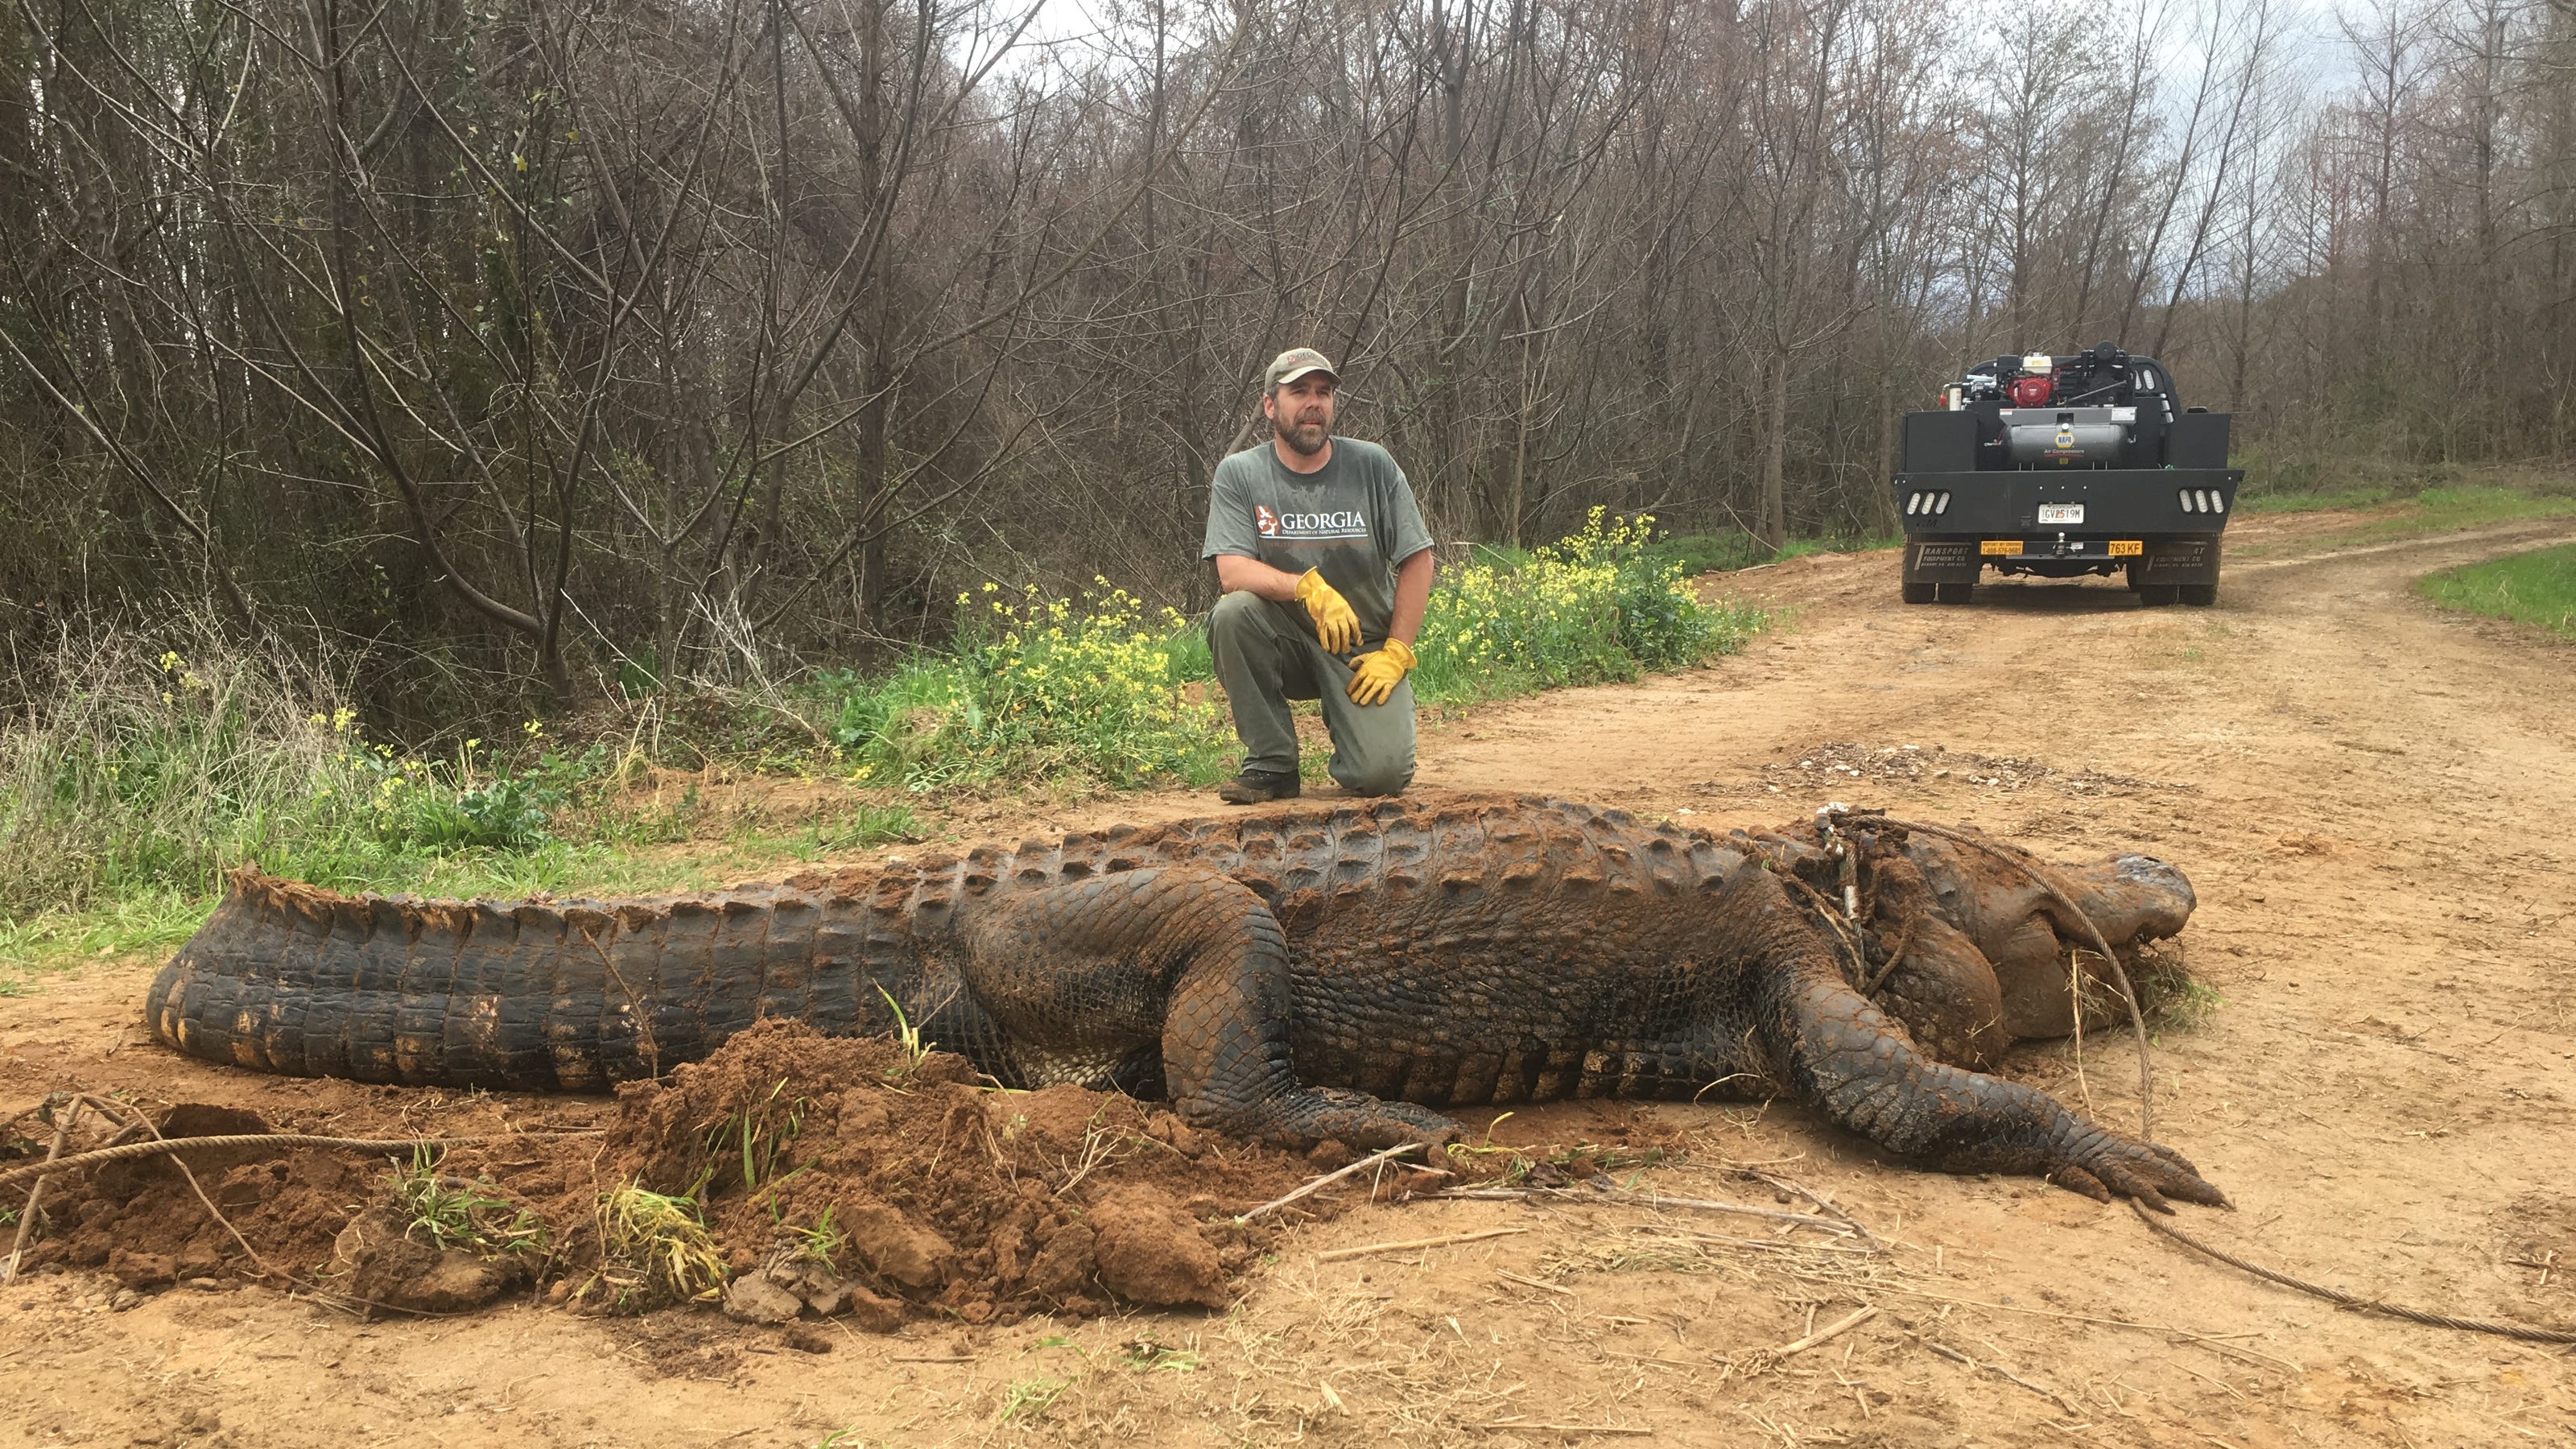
[{"x1": 1201, "y1": 437, "x2": 1435, "y2": 649}]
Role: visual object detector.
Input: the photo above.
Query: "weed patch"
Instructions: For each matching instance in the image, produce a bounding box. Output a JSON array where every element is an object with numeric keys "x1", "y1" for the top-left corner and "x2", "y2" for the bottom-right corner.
[
  {"x1": 1411, "y1": 510, "x2": 1766, "y2": 703},
  {"x1": 0, "y1": 615, "x2": 610, "y2": 931},
  {"x1": 828, "y1": 583, "x2": 1229, "y2": 791},
  {"x1": 585, "y1": 1183, "x2": 728, "y2": 1311},
  {"x1": 390, "y1": 1146, "x2": 548, "y2": 1256},
  {"x1": 2417, "y1": 543, "x2": 2576, "y2": 641},
  {"x1": 998, "y1": 1375, "x2": 1075, "y2": 1424}
]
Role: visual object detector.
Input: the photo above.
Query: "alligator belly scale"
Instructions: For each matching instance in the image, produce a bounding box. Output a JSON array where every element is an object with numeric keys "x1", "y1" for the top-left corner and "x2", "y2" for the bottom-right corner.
[{"x1": 145, "y1": 795, "x2": 2224, "y2": 1209}]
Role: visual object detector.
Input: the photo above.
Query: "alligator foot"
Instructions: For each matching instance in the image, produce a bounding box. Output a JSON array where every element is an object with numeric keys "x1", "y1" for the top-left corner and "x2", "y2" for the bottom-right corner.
[
  {"x1": 2046, "y1": 1133, "x2": 2227, "y2": 1213},
  {"x1": 1214, "y1": 1087, "x2": 1463, "y2": 1154}
]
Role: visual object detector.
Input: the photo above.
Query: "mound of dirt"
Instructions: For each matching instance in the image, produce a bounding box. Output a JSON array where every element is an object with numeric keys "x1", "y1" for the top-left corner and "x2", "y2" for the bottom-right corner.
[
  {"x1": 560, "y1": 1021, "x2": 1318, "y2": 1325},
  {"x1": 5, "y1": 1022, "x2": 1580, "y2": 1328},
  {"x1": 10, "y1": 1101, "x2": 376, "y2": 1293}
]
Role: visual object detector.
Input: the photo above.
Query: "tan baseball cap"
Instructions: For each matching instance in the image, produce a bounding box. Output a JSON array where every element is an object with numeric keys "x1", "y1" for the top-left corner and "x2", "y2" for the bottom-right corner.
[{"x1": 1265, "y1": 347, "x2": 1338, "y2": 390}]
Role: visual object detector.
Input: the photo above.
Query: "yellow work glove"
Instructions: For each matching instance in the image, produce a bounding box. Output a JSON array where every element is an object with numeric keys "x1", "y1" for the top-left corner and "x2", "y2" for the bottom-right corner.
[
  {"x1": 1294, "y1": 568, "x2": 1363, "y2": 654},
  {"x1": 1345, "y1": 636, "x2": 1416, "y2": 707}
]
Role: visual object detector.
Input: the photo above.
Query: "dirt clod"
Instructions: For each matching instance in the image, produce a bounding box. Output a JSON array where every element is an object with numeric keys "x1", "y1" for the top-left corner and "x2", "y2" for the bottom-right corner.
[
  {"x1": 328, "y1": 1199, "x2": 532, "y2": 1315},
  {"x1": 1090, "y1": 1187, "x2": 1228, "y2": 1308},
  {"x1": 110, "y1": 1250, "x2": 175, "y2": 1289},
  {"x1": 720, "y1": 1273, "x2": 803, "y2": 1324}
]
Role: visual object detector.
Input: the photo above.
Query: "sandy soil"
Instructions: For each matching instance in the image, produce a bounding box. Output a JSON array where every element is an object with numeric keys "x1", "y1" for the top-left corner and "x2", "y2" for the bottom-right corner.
[{"x1": 4, "y1": 508, "x2": 2573, "y2": 1448}]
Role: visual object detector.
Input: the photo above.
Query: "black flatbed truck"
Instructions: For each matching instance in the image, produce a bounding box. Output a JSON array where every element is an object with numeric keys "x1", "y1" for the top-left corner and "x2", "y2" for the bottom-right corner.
[{"x1": 1893, "y1": 343, "x2": 2241, "y2": 606}]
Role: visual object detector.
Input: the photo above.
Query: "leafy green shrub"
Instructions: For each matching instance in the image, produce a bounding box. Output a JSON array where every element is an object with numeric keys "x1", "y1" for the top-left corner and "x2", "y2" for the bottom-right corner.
[
  {"x1": 831, "y1": 582, "x2": 1231, "y2": 789},
  {"x1": 1413, "y1": 510, "x2": 1765, "y2": 701}
]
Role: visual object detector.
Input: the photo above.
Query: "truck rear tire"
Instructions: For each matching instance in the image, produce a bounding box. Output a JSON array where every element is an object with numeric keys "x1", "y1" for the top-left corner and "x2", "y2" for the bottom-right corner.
[
  {"x1": 1934, "y1": 581, "x2": 1976, "y2": 604},
  {"x1": 2180, "y1": 583, "x2": 2218, "y2": 606},
  {"x1": 2136, "y1": 584, "x2": 2180, "y2": 606},
  {"x1": 1901, "y1": 582, "x2": 1936, "y2": 605}
]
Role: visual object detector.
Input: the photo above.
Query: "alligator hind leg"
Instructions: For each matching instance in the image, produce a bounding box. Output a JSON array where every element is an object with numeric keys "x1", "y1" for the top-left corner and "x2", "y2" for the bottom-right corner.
[
  {"x1": 1762, "y1": 940, "x2": 2224, "y2": 1209},
  {"x1": 960, "y1": 867, "x2": 1458, "y2": 1150}
]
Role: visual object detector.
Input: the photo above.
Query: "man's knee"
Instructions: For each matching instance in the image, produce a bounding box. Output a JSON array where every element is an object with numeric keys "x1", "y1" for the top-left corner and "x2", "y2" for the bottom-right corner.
[
  {"x1": 1208, "y1": 588, "x2": 1266, "y2": 641},
  {"x1": 1335, "y1": 753, "x2": 1414, "y2": 797}
]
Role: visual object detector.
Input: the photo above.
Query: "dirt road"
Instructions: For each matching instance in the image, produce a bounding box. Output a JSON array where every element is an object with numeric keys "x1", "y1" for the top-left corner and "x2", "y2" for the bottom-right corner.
[{"x1": 5, "y1": 508, "x2": 2572, "y2": 1447}]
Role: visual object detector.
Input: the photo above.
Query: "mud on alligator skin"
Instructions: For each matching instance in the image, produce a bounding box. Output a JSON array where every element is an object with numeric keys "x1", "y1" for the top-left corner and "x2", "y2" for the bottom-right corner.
[{"x1": 146, "y1": 795, "x2": 2225, "y2": 1210}]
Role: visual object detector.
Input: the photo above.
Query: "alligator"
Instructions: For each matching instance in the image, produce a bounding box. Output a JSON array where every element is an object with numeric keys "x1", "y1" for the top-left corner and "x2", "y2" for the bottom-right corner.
[{"x1": 146, "y1": 795, "x2": 2224, "y2": 1210}]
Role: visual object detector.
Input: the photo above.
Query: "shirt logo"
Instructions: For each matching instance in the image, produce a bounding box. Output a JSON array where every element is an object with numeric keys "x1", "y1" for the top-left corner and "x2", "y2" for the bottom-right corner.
[{"x1": 1257, "y1": 507, "x2": 1370, "y2": 541}]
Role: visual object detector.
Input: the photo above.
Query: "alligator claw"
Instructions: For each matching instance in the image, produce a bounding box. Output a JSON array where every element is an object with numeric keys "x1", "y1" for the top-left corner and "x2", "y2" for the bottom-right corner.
[
  {"x1": 2057, "y1": 1134, "x2": 2227, "y2": 1212},
  {"x1": 1236, "y1": 1088, "x2": 1463, "y2": 1154}
]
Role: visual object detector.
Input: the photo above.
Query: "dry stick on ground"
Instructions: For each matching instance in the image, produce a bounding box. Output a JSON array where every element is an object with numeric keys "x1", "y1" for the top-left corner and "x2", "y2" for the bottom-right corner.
[
  {"x1": 1772, "y1": 1304, "x2": 1880, "y2": 1357},
  {"x1": 1314, "y1": 1227, "x2": 1530, "y2": 1263},
  {"x1": 1494, "y1": 1267, "x2": 1573, "y2": 1294},
  {"x1": 1732, "y1": 1168, "x2": 1888, "y2": 1251},
  {"x1": 1, "y1": 1099, "x2": 82, "y2": 1282},
  {"x1": 1627, "y1": 1227, "x2": 1878, "y2": 1257},
  {"x1": 1235, "y1": 1142, "x2": 1424, "y2": 1224},
  {"x1": 2130, "y1": 1199, "x2": 2576, "y2": 1345}
]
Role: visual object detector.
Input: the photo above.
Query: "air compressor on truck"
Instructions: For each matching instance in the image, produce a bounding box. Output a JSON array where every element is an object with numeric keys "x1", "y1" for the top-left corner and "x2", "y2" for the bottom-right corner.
[{"x1": 1893, "y1": 341, "x2": 2240, "y2": 605}]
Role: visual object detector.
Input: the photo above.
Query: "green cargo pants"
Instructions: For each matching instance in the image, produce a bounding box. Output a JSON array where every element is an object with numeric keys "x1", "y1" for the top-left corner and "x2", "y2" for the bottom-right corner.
[{"x1": 1207, "y1": 590, "x2": 1415, "y2": 795}]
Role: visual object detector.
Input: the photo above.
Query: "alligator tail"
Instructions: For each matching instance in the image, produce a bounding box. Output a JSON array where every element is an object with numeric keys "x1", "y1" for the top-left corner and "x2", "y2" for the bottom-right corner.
[{"x1": 145, "y1": 870, "x2": 884, "y2": 1091}]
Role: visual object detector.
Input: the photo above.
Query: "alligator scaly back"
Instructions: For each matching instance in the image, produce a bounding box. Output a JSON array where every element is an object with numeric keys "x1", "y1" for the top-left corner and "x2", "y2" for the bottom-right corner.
[{"x1": 145, "y1": 795, "x2": 2226, "y2": 1209}]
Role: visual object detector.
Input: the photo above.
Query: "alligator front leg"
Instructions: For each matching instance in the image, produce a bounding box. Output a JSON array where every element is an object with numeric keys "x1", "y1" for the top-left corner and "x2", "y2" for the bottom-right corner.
[
  {"x1": 1757, "y1": 931, "x2": 2227, "y2": 1212},
  {"x1": 960, "y1": 867, "x2": 1458, "y2": 1150}
]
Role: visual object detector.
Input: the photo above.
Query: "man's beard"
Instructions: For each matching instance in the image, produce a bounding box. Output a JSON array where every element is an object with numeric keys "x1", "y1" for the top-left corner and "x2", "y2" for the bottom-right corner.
[{"x1": 1274, "y1": 415, "x2": 1331, "y2": 456}]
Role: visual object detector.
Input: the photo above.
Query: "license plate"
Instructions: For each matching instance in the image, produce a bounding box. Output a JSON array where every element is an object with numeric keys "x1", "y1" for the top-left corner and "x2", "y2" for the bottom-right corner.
[
  {"x1": 1979, "y1": 539, "x2": 2020, "y2": 555},
  {"x1": 2037, "y1": 503, "x2": 2085, "y2": 525},
  {"x1": 2109, "y1": 539, "x2": 2143, "y2": 557}
]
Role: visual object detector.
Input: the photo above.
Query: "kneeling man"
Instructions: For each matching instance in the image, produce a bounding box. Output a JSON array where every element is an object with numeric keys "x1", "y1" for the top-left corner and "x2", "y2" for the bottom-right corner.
[{"x1": 1202, "y1": 349, "x2": 1435, "y2": 803}]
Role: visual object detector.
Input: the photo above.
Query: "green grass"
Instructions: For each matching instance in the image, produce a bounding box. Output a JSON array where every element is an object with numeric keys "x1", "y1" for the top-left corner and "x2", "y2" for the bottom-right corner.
[
  {"x1": 997, "y1": 1375, "x2": 1075, "y2": 1424},
  {"x1": 2417, "y1": 543, "x2": 2576, "y2": 640},
  {"x1": 391, "y1": 1146, "x2": 548, "y2": 1255},
  {"x1": 2231, "y1": 477, "x2": 2576, "y2": 561},
  {"x1": 1653, "y1": 530, "x2": 1898, "y2": 576},
  {"x1": 2235, "y1": 485, "x2": 2398, "y2": 514},
  {"x1": 0, "y1": 612, "x2": 926, "y2": 980},
  {"x1": 2338, "y1": 484, "x2": 2576, "y2": 537}
]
